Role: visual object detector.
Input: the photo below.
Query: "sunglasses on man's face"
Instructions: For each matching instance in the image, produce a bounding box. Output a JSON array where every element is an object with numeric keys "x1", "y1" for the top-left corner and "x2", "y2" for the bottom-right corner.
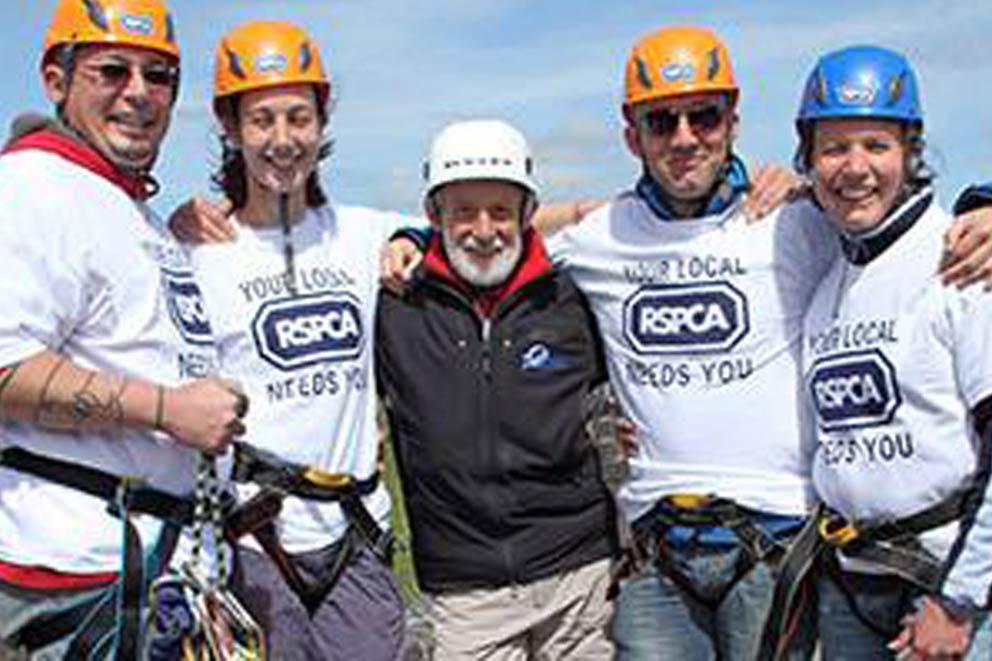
[
  {"x1": 639, "y1": 104, "x2": 726, "y2": 137},
  {"x1": 83, "y1": 60, "x2": 178, "y2": 91}
]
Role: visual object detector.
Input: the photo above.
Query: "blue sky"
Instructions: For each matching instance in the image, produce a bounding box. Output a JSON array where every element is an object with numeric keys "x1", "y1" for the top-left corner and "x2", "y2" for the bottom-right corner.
[{"x1": 2, "y1": 1, "x2": 990, "y2": 217}]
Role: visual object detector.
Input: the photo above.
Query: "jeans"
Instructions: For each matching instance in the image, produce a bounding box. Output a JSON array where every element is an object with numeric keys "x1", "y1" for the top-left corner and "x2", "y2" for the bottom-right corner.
[
  {"x1": 613, "y1": 542, "x2": 813, "y2": 661},
  {"x1": 819, "y1": 569, "x2": 992, "y2": 660}
]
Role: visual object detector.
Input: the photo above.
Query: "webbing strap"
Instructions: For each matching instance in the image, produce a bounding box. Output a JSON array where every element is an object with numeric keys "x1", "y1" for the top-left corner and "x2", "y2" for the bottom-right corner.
[
  {"x1": 231, "y1": 443, "x2": 379, "y2": 502},
  {"x1": 757, "y1": 490, "x2": 970, "y2": 660},
  {"x1": 0, "y1": 446, "x2": 194, "y2": 524},
  {"x1": 0, "y1": 446, "x2": 189, "y2": 658},
  {"x1": 638, "y1": 495, "x2": 785, "y2": 563},
  {"x1": 756, "y1": 513, "x2": 824, "y2": 661},
  {"x1": 631, "y1": 496, "x2": 788, "y2": 610},
  {"x1": 854, "y1": 488, "x2": 970, "y2": 546}
]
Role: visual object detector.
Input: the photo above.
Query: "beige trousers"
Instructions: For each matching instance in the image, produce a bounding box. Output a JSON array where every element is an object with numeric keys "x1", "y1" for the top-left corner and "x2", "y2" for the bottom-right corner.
[{"x1": 425, "y1": 557, "x2": 614, "y2": 660}]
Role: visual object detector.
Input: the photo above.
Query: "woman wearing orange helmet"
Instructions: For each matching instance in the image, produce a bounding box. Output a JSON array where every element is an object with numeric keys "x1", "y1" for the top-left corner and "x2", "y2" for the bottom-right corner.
[{"x1": 190, "y1": 20, "x2": 408, "y2": 660}]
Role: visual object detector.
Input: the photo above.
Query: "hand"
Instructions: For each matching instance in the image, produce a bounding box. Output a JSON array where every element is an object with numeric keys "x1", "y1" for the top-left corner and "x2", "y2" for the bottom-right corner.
[
  {"x1": 160, "y1": 378, "x2": 248, "y2": 454},
  {"x1": 599, "y1": 393, "x2": 638, "y2": 460},
  {"x1": 940, "y1": 207, "x2": 992, "y2": 290},
  {"x1": 379, "y1": 237, "x2": 423, "y2": 295},
  {"x1": 889, "y1": 596, "x2": 974, "y2": 660},
  {"x1": 615, "y1": 415, "x2": 638, "y2": 460},
  {"x1": 168, "y1": 196, "x2": 235, "y2": 244},
  {"x1": 743, "y1": 164, "x2": 808, "y2": 223}
]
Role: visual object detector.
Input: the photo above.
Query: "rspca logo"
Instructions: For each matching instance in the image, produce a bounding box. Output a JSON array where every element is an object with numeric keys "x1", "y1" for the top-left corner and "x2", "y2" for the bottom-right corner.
[
  {"x1": 661, "y1": 62, "x2": 695, "y2": 83},
  {"x1": 162, "y1": 269, "x2": 213, "y2": 346},
  {"x1": 808, "y1": 349, "x2": 901, "y2": 432},
  {"x1": 120, "y1": 14, "x2": 154, "y2": 36},
  {"x1": 623, "y1": 282, "x2": 748, "y2": 355},
  {"x1": 255, "y1": 53, "x2": 288, "y2": 74},
  {"x1": 252, "y1": 292, "x2": 364, "y2": 371}
]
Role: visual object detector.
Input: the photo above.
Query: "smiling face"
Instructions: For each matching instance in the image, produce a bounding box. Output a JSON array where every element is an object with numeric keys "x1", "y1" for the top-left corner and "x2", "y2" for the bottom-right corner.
[
  {"x1": 624, "y1": 91, "x2": 736, "y2": 215},
  {"x1": 431, "y1": 179, "x2": 526, "y2": 287},
  {"x1": 810, "y1": 119, "x2": 908, "y2": 234},
  {"x1": 44, "y1": 44, "x2": 177, "y2": 171},
  {"x1": 235, "y1": 83, "x2": 323, "y2": 198}
]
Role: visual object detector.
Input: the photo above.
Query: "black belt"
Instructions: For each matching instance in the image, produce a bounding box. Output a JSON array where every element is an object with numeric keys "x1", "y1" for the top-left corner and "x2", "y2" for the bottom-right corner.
[
  {"x1": 0, "y1": 446, "x2": 195, "y2": 660},
  {"x1": 1, "y1": 446, "x2": 195, "y2": 525},
  {"x1": 231, "y1": 443, "x2": 379, "y2": 502},
  {"x1": 757, "y1": 489, "x2": 970, "y2": 660}
]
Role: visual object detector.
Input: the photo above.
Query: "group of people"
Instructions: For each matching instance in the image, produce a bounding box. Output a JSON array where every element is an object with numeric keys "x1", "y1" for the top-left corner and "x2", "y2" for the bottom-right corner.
[{"x1": 1, "y1": 1, "x2": 991, "y2": 660}]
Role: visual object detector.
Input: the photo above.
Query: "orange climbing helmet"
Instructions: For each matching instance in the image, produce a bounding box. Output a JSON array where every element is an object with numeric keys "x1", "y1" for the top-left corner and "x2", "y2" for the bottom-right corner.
[
  {"x1": 43, "y1": 0, "x2": 180, "y2": 64},
  {"x1": 623, "y1": 26, "x2": 738, "y2": 108},
  {"x1": 213, "y1": 20, "x2": 329, "y2": 116}
]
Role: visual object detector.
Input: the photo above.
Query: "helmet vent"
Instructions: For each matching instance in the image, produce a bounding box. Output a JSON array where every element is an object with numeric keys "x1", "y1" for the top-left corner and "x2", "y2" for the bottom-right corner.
[
  {"x1": 300, "y1": 42, "x2": 313, "y2": 72},
  {"x1": 706, "y1": 47, "x2": 720, "y2": 81},
  {"x1": 636, "y1": 57, "x2": 653, "y2": 90},
  {"x1": 888, "y1": 73, "x2": 904, "y2": 107},
  {"x1": 225, "y1": 46, "x2": 246, "y2": 79},
  {"x1": 82, "y1": 0, "x2": 109, "y2": 31}
]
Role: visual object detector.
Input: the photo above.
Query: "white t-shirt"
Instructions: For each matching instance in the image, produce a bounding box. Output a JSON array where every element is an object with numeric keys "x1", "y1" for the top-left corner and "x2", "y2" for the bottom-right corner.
[
  {"x1": 803, "y1": 198, "x2": 992, "y2": 606},
  {"x1": 192, "y1": 203, "x2": 412, "y2": 553},
  {"x1": 0, "y1": 150, "x2": 218, "y2": 573},
  {"x1": 548, "y1": 192, "x2": 837, "y2": 523}
]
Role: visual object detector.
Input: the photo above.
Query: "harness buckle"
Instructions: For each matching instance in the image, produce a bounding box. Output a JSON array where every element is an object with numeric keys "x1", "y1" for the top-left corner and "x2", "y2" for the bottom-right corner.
[
  {"x1": 665, "y1": 493, "x2": 712, "y2": 510},
  {"x1": 818, "y1": 512, "x2": 860, "y2": 547},
  {"x1": 301, "y1": 468, "x2": 354, "y2": 491}
]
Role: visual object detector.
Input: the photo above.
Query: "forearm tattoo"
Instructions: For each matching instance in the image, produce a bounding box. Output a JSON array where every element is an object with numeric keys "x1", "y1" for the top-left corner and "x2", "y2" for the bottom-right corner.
[{"x1": 36, "y1": 360, "x2": 127, "y2": 434}]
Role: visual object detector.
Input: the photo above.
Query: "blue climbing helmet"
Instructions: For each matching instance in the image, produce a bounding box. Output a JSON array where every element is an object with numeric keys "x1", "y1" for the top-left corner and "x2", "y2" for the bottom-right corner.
[
  {"x1": 794, "y1": 45, "x2": 928, "y2": 177},
  {"x1": 796, "y1": 45, "x2": 922, "y2": 129}
]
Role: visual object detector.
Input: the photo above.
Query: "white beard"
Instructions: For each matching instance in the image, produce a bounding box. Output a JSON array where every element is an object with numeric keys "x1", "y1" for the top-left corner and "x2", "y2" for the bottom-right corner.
[{"x1": 442, "y1": 227, "x2": 522, "y2": 287}]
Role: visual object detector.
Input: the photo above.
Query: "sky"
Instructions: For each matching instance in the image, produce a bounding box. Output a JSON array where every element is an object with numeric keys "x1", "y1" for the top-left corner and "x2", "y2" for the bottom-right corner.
[{"x1": 1, "y1": 0, "x2": 990, "y2": 218}]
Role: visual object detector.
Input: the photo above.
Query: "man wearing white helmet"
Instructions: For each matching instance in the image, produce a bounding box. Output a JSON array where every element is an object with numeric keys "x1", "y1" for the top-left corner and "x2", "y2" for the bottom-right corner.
[{"x1": 376, "y1": 119, "x2": 618, "y2": 659}]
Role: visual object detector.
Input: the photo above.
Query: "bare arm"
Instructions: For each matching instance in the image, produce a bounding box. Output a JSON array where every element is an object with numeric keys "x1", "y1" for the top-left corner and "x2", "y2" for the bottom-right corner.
[
  {"x1": 0, "y1": 349, "x2": 246, "y2": 454},
  {"x1": 532, "y1": 200, "x2": 605, "y2": 236}
]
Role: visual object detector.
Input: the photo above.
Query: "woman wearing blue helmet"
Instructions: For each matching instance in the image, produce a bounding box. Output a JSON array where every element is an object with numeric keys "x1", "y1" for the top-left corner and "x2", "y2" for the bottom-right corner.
[{"x1": 792, "y1": 45, "x2": 992, "y2": 660}]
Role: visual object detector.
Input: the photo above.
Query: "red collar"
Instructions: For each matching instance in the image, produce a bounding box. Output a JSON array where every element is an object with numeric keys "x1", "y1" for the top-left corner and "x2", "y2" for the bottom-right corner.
[
  {"x1": 3, "y1": 128, "x2": 152, "y2": 201},
  {"x1": 424, "y1": 227, "x2": 553, "y2": 317}
]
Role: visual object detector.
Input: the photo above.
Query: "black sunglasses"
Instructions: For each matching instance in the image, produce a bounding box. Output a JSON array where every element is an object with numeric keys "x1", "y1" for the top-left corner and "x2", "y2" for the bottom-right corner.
[
  {"x1": 85, "y1": 61, "x2": 178, "y2": 90},
  {"x1": 639, "y1": 104, "x2": 726, "y2": 137}
]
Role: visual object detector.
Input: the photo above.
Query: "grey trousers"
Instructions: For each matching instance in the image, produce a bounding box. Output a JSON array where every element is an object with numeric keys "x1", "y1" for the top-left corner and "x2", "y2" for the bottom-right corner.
[{"x1": 233, "y1": 540, "x2": 406, "y2": 661}]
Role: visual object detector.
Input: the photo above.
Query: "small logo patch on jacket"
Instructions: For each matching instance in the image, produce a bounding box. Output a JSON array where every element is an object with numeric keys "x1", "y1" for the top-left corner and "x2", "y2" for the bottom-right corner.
[{"x1": 520, "y1": 342, "x2": 569, "y2": 370}]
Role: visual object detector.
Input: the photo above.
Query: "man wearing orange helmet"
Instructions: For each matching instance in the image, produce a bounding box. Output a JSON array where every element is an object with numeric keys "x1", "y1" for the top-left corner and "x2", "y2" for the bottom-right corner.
[
  {"x1": 0, "y1": 0, "x2": 247, "y2": 658},
  {"x1": 546, "y1": 26, "x2": 992, "y2": 660},
  {"x1": 189, "y1": 20, "x2": 407, "y2": 660}
]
